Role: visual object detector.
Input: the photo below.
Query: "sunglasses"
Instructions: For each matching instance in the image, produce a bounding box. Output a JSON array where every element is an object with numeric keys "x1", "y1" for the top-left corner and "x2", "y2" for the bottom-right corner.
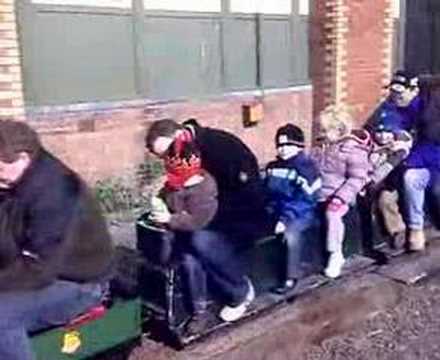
[{"x1": 276, "y1": 142, "x2": 298, "y2": 147}]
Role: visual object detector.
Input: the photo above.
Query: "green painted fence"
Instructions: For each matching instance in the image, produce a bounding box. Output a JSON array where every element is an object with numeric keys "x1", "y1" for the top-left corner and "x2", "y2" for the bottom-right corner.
[{"x1": 17, "y1": 0, "x2": 311, "y2": 107}]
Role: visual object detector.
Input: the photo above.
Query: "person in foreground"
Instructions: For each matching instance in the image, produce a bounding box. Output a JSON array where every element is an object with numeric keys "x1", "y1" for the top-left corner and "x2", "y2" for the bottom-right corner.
[{"x1": 0, "y1": 120, "x2": 114, "y2": 360}]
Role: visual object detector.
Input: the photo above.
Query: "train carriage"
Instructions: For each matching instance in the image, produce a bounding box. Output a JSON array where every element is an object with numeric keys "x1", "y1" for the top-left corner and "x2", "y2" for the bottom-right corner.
[{"x1": 29, "y1": 186, "x2": 440, "y2": 358}]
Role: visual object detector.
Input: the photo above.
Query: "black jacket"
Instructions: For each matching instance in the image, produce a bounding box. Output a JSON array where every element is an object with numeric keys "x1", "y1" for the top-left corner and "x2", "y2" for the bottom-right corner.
[
  {"x1": 418, "y1": 75, "x2": 440, "y2": 144},
  {"x1": 189, "y1": 125, "x2": 267, "y2": 231},
  {"x1": 0, "y1": 149, "x2": 114, "y2": 291},
  {"x1": 191, "y1": 126, "x2": 260, "y2": 191}
]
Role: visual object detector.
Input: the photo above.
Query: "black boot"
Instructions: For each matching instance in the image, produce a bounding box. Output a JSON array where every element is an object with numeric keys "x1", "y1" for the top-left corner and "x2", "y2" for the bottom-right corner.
[
  {"x1": 271, "y1": 278, "x2": 297, "y2": 295},
  {"x1": 186, "y1": 312, "x2": 210, "y2": 336}
]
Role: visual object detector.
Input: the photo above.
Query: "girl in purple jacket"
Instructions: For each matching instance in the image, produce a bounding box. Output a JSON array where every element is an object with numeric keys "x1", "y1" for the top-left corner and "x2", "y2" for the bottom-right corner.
[{"x1": 312, "y1": 105, "x2": 372, "y2": 278}]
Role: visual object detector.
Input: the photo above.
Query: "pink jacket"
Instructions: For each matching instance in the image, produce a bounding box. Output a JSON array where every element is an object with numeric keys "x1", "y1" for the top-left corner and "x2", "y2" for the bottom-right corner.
[{"x1": 311, "y1": 130, "x2": 372, "y2": 205}]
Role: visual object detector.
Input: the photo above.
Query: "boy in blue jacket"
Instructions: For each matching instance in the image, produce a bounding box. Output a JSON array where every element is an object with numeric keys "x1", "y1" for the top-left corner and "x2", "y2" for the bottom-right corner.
[{"x1": 265, "y1": 124, "x2": 321, "y2": 294}]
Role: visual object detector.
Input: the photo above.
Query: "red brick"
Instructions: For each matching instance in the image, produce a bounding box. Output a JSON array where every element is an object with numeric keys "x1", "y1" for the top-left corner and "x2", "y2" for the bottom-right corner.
[
  {"x1": 0, "y1": 81, "x2": 11, "y2": 91},
  {"x1": 30, "y1": 90, "x2": 312, "y2": 184},
  {"x1": 0, "y1": 98, "x2": 13, "y2": 107},
  {"x1": 312, "y1": 0, "x2": 391, "y2": 128}
]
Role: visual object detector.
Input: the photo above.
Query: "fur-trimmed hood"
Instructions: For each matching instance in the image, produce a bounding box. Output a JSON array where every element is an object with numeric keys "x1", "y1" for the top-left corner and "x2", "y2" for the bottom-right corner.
[{"x1": 339, "y1": 129, "x2": 371, "y2": 152}]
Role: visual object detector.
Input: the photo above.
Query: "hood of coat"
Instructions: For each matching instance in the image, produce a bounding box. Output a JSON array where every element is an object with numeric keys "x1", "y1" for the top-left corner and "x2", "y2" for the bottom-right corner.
[{"x1": 339, "y1": 129, "x2": 371, "y2": 153}]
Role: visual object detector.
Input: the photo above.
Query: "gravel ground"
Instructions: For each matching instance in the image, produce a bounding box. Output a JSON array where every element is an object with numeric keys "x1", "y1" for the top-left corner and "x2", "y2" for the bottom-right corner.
[
  {"x1": 299, "y1": 274, "x2": 440, "y2": 360},
  {"x1": 125, "y1": 273, "x2": 440, "y2": 360},
  {"x1": 124, "y1": 275, "x2": 440, "y2": 360}
]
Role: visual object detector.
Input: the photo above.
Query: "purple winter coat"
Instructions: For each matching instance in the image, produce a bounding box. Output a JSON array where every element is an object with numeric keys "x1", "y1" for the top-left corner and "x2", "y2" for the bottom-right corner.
[{"x1": 311, "y1": 130, "x2": 372, "y2": 205}]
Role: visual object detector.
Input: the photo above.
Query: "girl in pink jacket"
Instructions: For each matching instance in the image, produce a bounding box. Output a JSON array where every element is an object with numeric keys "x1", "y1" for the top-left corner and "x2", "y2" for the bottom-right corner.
[{"x1": 312, "y1": 105, "x2": 372, "y2": 278}]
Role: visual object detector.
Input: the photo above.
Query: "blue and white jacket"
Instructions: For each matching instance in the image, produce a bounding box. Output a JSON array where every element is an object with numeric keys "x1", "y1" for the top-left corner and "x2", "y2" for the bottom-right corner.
[{"x1": 264, "y1": 152, "x2": 321, "y2": 224}]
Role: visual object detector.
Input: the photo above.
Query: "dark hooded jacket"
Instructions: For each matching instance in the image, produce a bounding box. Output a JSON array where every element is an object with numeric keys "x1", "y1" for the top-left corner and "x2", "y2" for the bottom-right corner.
[
  {"x1": 185, "y1": 123, "x2": 267, "y2": 228},
  {"x1": 417, "y1": 75, "x2": 440, "y2": 144},
  {"x1": 403, "y1": 75, "x2": 440, "y2": 171},
  {"x1": 0, "y1": 149, "x2": 114, "y2": 291}
]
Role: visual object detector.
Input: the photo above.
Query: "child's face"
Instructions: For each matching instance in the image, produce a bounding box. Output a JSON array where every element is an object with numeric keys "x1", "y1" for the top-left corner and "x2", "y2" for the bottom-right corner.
[
  {"x1": 374, "y1": 130, "x2": 394, "y2": 146},
  {"x1": 321, "y1": 123, "x2": 347, "y2": 143},
  {"x1": 276, "y1": 135, "x2": 301, "y2": 160}
]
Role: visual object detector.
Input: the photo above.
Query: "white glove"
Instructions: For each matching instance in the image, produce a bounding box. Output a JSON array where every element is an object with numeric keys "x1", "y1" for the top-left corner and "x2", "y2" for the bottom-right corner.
[
  {"x1": 151, "y1": 196, "x2": 168, "y2": 213},
  {"x1": 149, "y1": 209, "x2": 171, "y2": 224},
  {"x1": 274, "y1": 221, "x2": 287, "y2": 234}
]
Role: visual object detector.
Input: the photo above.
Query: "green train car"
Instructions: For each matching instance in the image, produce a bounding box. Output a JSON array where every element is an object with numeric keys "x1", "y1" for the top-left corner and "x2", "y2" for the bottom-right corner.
[{"x1": 31, "y1": 298, "x2": 142, "y2": 360}]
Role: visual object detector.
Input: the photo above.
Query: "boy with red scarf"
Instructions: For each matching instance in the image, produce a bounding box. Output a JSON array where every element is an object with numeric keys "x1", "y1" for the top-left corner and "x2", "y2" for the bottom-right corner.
[{"x1": 145, "y1": 128, "x2": 254, "y2": 333}]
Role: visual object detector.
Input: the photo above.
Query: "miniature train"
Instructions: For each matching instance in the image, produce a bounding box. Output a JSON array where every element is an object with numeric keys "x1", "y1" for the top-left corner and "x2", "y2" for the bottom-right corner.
[{"x1": 30, "y1": 192, "x2": 440, "y2": 359}]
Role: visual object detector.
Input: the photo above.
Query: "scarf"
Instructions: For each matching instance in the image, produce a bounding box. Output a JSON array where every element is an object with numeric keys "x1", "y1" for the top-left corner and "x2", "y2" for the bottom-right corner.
[{"x1": 164, "y1": 130, "x2": 201, "y2": 190}]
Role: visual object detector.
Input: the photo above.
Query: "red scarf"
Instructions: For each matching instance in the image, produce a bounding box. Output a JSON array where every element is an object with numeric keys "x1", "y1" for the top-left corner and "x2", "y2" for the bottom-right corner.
[{"x1": 164, "y1": 130, "x2": 201, "y2": 190}]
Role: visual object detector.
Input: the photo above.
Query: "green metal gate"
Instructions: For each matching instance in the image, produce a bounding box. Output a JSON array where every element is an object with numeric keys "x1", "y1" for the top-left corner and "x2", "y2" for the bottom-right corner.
[{"x1": 404, "y1": 0, "x2": 440, "y2": 74}]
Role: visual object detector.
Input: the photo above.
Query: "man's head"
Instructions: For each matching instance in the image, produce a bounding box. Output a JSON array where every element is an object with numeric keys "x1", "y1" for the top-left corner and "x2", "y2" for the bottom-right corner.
[
  {"x1": 0, "y1": 120, "x2": 41, "y2": 189},
  {"x1": 387, "y1": 70, "x2": 419, "y2": 108},
  {"x1": 275, "y1": 124, "x2": 305, "y2": 160},
  {"x1": 145, "y1": 119, "x2": 182, "y2": 157}
]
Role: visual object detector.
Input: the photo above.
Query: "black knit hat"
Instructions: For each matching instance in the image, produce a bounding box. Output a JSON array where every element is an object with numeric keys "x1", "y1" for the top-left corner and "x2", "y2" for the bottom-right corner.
[
  {"x1": 276, "y1": 124, "x2": 305, "y2": 147},
  {"x1": 385, "y1": 70, "x2": 419, "y2": 93}
]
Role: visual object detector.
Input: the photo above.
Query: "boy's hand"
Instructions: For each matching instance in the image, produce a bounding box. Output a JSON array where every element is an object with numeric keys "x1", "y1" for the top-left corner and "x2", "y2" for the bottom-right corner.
[
  {"x1": 151, "y1": 196, "x2": 168, "y2": 214},
  {"x1": 149, "y1": 208, "x2": 171, "y2": 224}
]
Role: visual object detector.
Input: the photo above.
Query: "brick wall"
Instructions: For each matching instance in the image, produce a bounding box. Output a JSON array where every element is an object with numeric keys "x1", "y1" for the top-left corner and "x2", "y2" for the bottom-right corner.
[
  {"x1": 0, "y1": 0, "x2": 24, "y2": 117},
  {"x1": 0, "y1": 0, "x2": 396, "y2": 183},
  {"x1": 312, "y1": 0, "x2": 394, "y2": 127},
  {"x1": 345, "y1": 0, "x2": 393, "y2": 123},
  {"x1": 31, "y1": 88, "x2": 312, "y2": 183}
]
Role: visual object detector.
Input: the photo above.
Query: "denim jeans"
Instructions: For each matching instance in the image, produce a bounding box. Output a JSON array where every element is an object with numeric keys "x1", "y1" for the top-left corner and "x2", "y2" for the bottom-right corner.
[
  {"x1": 404, "y1": 168, "x2": 431, "y2": 230},
  {"x1": 179, "y1": 230, "x2": 249, "y2": 313},
  {"x1": 0, "y1": 280, "x2": 104, "y2": 360},
  {"x1": 282, "y1": 217, "x2": 315, "y2": 280}
]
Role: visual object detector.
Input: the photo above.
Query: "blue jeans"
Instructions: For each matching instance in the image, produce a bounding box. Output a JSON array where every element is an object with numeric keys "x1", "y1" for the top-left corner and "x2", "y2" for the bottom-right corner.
[
  {"x1": 179, "y1": 230, "x2": 249, "y2": 313},
  {"x1": 404, "y1": 168, "x2": 431, "y2": 230},
  {"x1": 0, "y1": 280, "x2": 104, "y2": 360},
  {"x1": 283, "y1": 217, "x2": 315, "y2": 280}
]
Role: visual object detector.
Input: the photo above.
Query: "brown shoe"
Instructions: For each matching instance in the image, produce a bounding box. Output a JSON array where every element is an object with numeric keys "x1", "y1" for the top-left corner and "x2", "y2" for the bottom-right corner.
[
  {"x1": 407, "y1": 229, "x2": 426, "y2": 251},
  {"x1": 391, "y1": 231, "x2": 406, "y2": 250}
]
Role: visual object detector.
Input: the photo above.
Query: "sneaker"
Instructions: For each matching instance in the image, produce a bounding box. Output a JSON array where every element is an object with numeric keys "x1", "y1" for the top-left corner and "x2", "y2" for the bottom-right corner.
[
  {"x1": 219, "y1": 278, "x2": 255, "y2": 322},
  {"x1": 271, "y1": 278, "x2": 297, "y2": 295},
  {"x1": 324, "y1": 252, "x2": 345, "y2": 278}
]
